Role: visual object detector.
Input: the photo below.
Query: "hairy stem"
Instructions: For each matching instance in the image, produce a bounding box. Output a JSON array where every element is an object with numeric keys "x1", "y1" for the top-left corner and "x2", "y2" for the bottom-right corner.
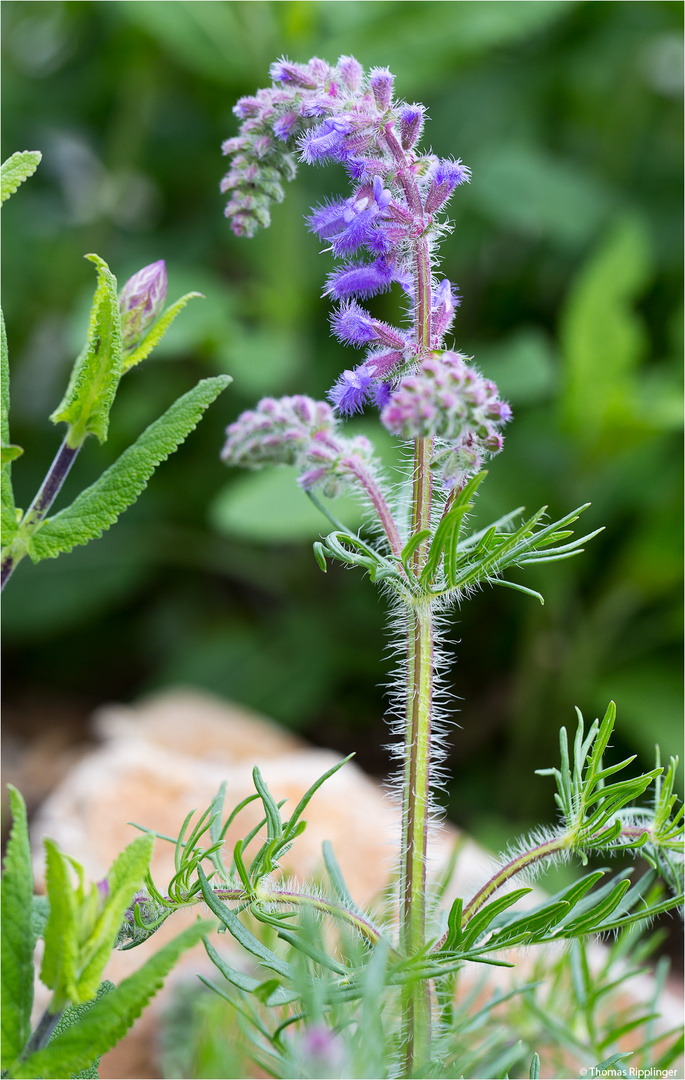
[
  {"x1": 385, "y1": 114, "x2": 437, "y2": 1071},
  {"x1": 432, "y1": 824, "x2": 654, "y2": 952},
  {"x1": 1, "y1": 435, "x2": 80, "y2": 590}
]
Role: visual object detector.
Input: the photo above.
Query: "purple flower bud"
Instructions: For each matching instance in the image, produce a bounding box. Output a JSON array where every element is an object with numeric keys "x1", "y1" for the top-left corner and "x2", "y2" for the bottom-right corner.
[
  {"x1": 328, "y1": 367, "x2": 374, "y2": 415},
  {"x1": 431, "y1": 279, "x2": 461, "y2": 343},
  {"x1": 399, "y1": 105, "x2": 425, "y2": 150},
  {"x1": 97, "y1": 878, "x2": 110, "y2": 901},
  {"x1": 269, "y1": 58, "x2": 317, "y2": 88},
  {"x1": 118, "y1": 260, "x2": 167, "y2": 353},
  {"x1": 273, "y1": 111, "x2": 299, "y2": 141},
  {"x1": 374, "y1": 381, "x2": 393, "y2": 408},
  {"x1": 424, "y1": 158, "x2": 471, "y2": 214},
  {"x1": 365, "y1": 349, "x2": 404, "y2": 377},
  {"x1": 369, "y1": 67, "x2": 394, "y2": 110},
  {"x1": 337, "y1": 55, "x2": 363, "y2": 92}
]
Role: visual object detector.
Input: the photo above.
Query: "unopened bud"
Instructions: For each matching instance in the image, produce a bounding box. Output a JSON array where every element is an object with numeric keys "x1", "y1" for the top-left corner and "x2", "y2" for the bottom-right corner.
[{"x1": 118, "y1": 260, "x2": 167, "y2": 353}]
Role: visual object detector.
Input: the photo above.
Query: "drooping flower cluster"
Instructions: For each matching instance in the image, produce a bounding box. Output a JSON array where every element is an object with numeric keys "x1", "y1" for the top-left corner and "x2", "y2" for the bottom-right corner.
[
  {"x1": 221, "y1": 395, "x2": 377, "y2": 499},
  {"x1": 381, "y1": 351, "x2": 511, "y2": 488}
]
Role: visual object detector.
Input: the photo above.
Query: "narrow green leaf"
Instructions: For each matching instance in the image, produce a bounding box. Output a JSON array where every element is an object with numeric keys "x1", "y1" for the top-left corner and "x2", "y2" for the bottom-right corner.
[
  {"x1": 491, "y1": 578, "x2": 544, "y2": 604},
  {"x1": 15, "y1": 920, "x2": 213, "y2": 1079},
  {"x1": 322, "y1": 840, "x2": 358, "y2": 913},
  {"x1": 197, "y1": 865, "x2": 295, "y2": 980},
  {"x1": 529, "y1": 1051, "x2": 540, "y2": 1079},
  {"x1": 275, "y1": 926, "x2": 347, "y2": 975},
  {"x1": 400, "y1": 528, "x2": 431, "y2": 569},
  {"x1": 40, "y1": 840, "x2": 80, "y2": 1007},
  {"x1": 441, "y1": 896, "x2": 463, "y2": 952},
  {"x1": 461, "y1": 887, "x2": 532, "y2": 950},
  {"x1": 313, "y1": 542, "x2": 327, "y2": 572},
  {"x1": 1, "y1": 787, "x2": 34, "y2": 1068},
  {"x1": 1, "y1": 151, "x2": 41, "y2": 204},
  {"x1": 252, "y1": 767, "x2": 283, "y2": 841},
  {"x1": 202, "y1": 938, "x2": 294, "y2": 1004},
  {"x1": 121, "y1": 292, "x2": 203, "y2": 373},
  {"x1": 28, "y1": 376, "x2": 231, "y2": 562},
  {"x1": 50, "y1": 255, "x2": 123, "y2": 446},
  {"x1": 282, "y1": 754, "x2": 354, "y2": 842}
]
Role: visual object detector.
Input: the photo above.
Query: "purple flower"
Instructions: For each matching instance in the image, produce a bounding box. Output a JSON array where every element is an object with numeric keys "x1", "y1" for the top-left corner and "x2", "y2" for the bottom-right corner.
[
  {"x1": 337, "y1": 55, "x2": 363, "y2": 92},
  {"x1": 323, "y1": 257, "x2": 394, "y2": 300},
  {"x1": 118, "y1": 260, "x2": 167, "y2": 353},
  {"x1": 431, "y1": 278, "x2": 461, "y2": 343},
  {"x1": 328, "y1": 367, "x2": 374, "y2": 414},
  {"x1": 425, "y1": 157, "x2": 471, "y2": 214},
  {"x1": 273, "y1": 111, "x2": 299, "y2": 141},
  {"x1": 399, "y1": 105, "x2": 424, "y2": 150},
  {"x1": 331, "y1": 301, "x2": 406, "y2": 350},
  {"x1": 298, "y1": 118, "x2": 353, "y2": 165},
  {"x1": 369, "y1": 67, "x2": 394, "y2": 110},
  {"x1": 269, "y1": 58, "x2": 317, "y2": 88}
]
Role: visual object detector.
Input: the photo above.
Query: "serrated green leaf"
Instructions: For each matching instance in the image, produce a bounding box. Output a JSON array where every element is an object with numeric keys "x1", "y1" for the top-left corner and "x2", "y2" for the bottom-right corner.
[
  {"x1": 1, "y1": 787, "x2": 35, "y2": 1068},
  {"x1": 75, "y1": 835, "x2": 154, "y2": 1003},
  {"x1": 1, "y1": 152, "x2": 41, "y2": 205},
  {"x1": 50, "y1": 255, "x2": 123, "y2": 446},
  {"x1": 40, "y1": 840, "x2": 80, "y2": 1008},
  {"x1": 43, "y1": 981, "x2": 115, "y2": 1079},
  {"x1": 1, "y1": 313, "x2": 18, "y2": 548},
  {"x1": 28, "y1": 375, "x2": 230, "y2": 562},
  {"x1": 122, "y1": 292, "x2": 203, "y2": 373},
  {"x1": 14, "y1": 920, "x2": 213, "y2": 1079}
]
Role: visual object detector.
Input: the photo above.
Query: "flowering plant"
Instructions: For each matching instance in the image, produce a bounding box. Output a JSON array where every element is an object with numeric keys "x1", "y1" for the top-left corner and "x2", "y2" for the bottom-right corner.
[
  {"x1": 1, "y1": 58, "x2": 682, "y2": 1080},
  {"x1": 198, "y1": 55, "x2": 682, "y2": 1076}
]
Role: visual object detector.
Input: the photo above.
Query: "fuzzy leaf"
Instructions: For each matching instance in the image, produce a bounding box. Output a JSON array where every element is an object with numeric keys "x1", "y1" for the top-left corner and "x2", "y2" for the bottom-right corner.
[
  {"x1": 40, "y1": 840, "x2": 80, "y2": 1006},
  {"x1": 28, "y1": 376, "x2": 230, "y2": 562},
  {"x1": 44, "y1": 981, "x2": 115, "y2": 1079},
  {"x1": 122, "y1": 292, "x2": 203, "y2": 373},
  {"x1": 14, "y1": 920, "x2": 213, "y2": 1079},
  {"x1": 50, "y1": 255, "x2": 123, "y2": 446},
  {"x1": 1, "y1": 313, "x2": 19, "y2": 548},
  {"x1": 75, "y1": 835, "x2": 154, "y2": 1003},
  {"x1": 1, "y1": 788, "x2": 34, "y2": 1069},
  {"x1": 1, "y1": 152, "x2": 41, "y2": 204}
]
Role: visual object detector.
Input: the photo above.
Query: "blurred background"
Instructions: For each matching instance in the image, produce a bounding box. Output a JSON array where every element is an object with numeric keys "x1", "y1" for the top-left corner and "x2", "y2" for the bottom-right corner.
[{"x1": 2, "y1": 1, "x2": 683, "y2": 848}]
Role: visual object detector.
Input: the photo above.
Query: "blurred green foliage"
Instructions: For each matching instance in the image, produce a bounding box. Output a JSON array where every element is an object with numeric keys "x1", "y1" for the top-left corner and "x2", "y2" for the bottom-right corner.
[{"x1": 2, "y1": 1, "x2": 682, "y2": 836}]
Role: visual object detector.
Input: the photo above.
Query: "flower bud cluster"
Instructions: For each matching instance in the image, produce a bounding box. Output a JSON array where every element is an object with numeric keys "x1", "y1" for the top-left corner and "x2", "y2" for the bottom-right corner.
[
  {"x1": 222, "y1": 394, "x2": 378, "y2": 500},
  {"x1": 115, "y1": 891, "x2": 169, "y2": 949},
  {"x1": 381, "y1": 351, "x2": 511, "y2": 487}
]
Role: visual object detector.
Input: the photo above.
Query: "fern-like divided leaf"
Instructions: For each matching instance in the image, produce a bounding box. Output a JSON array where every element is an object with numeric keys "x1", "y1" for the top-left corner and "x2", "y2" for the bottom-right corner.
[
  {"x1": 27, "y1": 375, "x2": 230, "y2": 562},
  {"x1": 1, "y1": 151, "x2": 41, "y2": 205}
]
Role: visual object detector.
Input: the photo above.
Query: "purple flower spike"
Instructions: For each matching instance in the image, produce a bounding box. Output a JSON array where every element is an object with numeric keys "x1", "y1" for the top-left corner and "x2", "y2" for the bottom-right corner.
[
  {"x1": 369, "y1": 67, "x2": 394, "y2": 110},
  {"x1": 118, "y1": 260, "x2": 167, "y2": 354},
  {"x1": 329, "y1": 367, "x2": 374, "y2": 414}
]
